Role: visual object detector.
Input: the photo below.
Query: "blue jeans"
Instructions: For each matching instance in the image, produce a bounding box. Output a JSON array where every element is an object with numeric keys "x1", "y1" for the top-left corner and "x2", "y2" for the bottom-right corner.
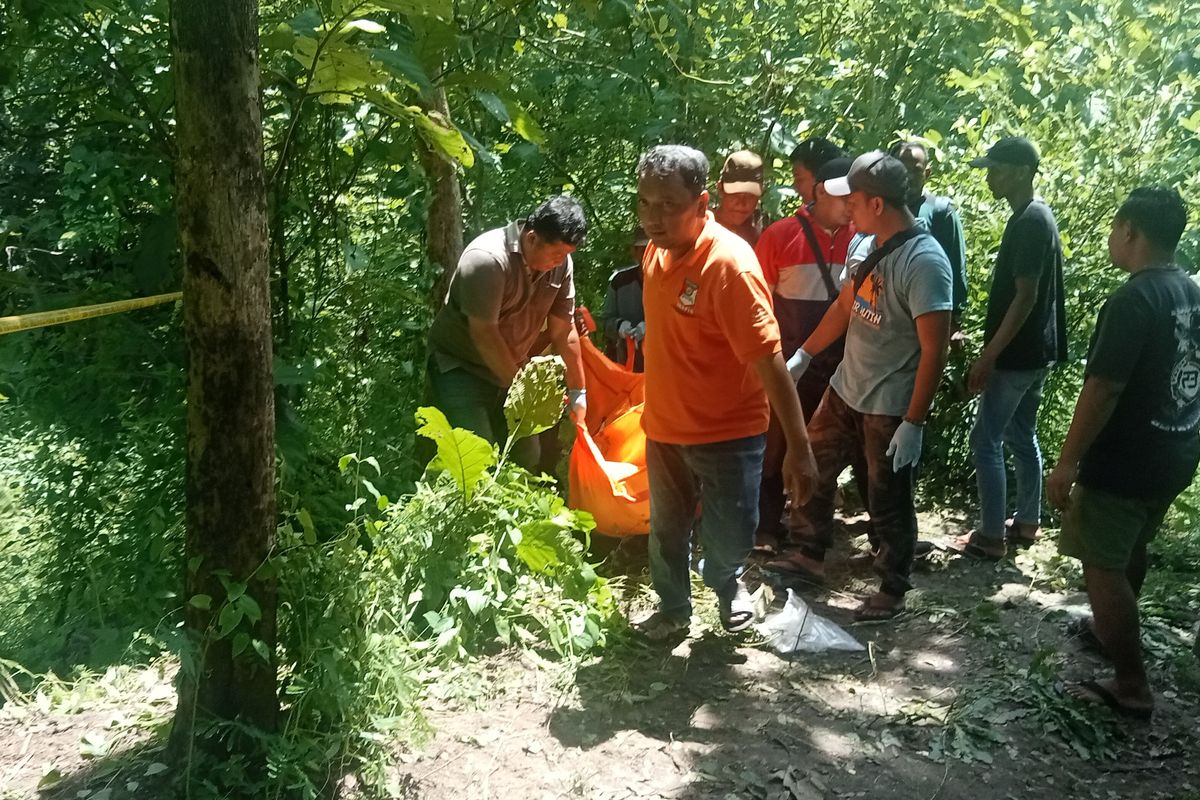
[
  {"x1": 970, "y1": 367, "x2": 1048, "y2": 542},
  {"x1": 646, "y1": 434, "x2": 766, "y2": 617}
]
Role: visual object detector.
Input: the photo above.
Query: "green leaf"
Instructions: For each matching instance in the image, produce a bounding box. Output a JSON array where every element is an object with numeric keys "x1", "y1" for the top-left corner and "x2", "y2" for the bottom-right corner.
[
  {"x1": 412, "y1": 109, "x2": 475, "y2": 168},
  {"x1": 298, "y1": 508, "x2": 317, "y2": 544},
  {"x1": 217, "y1": 603, "x2": 245, "y2": 638},
  {"x1": 504, "y1": 355, "x2": 565, "y2": 442},
  {"x1": 502, "y1": 99, "x2": 547, "y2": 146},
  {"x1": 251, "y1": 639, "x2": 271, "y2": 663},
  {"x1": 144, "y1": 763, "x2": 168, "y2": 777},
  {"x1": 415, "y1": 406, "x2": 495, "y2": 501},
  {"x1": 37, "y1": 765, "x2": 64, "y2": 789},
  {"x1": 338, "y1": 453, "x2": 356, "y2": 473},
  {"x1": 188, "y1": 594, "x2": 212, "y2": 610},
  {"x1": 239, "y1": 594, "x2": 262, "y2": 625},
  {"x1": 515, "y1": 520, "x2": 567, "y2": 573},
  {"x1": 232, "y1": 632, "x2": 250, "y2": 656}
]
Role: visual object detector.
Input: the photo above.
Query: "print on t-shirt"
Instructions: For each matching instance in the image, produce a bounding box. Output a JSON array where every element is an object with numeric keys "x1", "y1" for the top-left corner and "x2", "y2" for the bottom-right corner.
[
  {"x1": 676, "y1": 279, "x2": 699, "y2": 315},
  {"x1": 853, "y1": 272, "x2": 884, "y2": 328},
  {"x1": 1164, "y1": 304, "x2": 1200, "y2": 432}
]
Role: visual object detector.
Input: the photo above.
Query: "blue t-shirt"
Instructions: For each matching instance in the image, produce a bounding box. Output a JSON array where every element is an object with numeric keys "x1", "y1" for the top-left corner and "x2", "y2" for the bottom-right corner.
[{"x1": 830, "y1": 232, "x2": 953, "y2": 416}]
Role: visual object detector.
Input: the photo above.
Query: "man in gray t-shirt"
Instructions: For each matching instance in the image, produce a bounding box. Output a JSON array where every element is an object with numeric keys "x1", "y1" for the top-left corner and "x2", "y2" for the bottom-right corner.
[
  {"x1": 765, "y1": 152, "x2": 952, "y2": 622},
  {"x1": 426, "y1": 196, "x2": 588, "y2": 470}
]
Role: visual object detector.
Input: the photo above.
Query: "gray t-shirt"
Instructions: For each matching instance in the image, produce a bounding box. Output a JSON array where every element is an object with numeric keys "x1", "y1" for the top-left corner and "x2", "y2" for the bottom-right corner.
[
  {"x1": 830, "y1": 232, "x2": 953, "y2": 416},
  {"x1": 427, "y1": 222, "x2": 575, "y2": 386}
]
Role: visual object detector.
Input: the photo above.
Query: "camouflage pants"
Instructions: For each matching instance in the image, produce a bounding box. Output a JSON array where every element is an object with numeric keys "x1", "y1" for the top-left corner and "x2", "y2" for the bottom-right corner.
[{"x1": 791, "y1": 388, "x2": 917, "y2": 596}]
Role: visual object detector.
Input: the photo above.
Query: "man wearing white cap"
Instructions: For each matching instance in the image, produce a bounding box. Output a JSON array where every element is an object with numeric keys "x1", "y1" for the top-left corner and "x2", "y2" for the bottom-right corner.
[{"x1": 766, "y1": 151, "x2": 953, "y2": 621}]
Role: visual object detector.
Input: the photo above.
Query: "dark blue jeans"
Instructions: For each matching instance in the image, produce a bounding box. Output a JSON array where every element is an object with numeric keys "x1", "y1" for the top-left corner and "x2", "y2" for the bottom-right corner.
[{"x1": 646, "y1": 434, "x2": 766, "y2": 617}]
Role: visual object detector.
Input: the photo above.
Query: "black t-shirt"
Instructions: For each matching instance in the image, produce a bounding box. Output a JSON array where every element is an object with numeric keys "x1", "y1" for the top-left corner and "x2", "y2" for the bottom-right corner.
[
  {"x1": 983, "y1": 200, "x2": 1068, "y2": 370},
  {"x1": 1079, "y1": 267, "x2": 1200, "y2": 500}
]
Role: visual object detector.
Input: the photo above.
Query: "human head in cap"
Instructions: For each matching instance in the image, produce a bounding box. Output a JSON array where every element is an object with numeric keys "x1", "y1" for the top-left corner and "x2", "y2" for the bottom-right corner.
[
  {"x1": 715, "y1": 150, "x2": 764, "y2": 233},
  {"x1": 824, "y1": 151, "x2": 911, "y2": 236},
  {"x1": 810, "y1": 156, "x2": 853, "y2": 231},
  {"x1": 970, "y1": 136, "x2": 1040, "y2": 205}
]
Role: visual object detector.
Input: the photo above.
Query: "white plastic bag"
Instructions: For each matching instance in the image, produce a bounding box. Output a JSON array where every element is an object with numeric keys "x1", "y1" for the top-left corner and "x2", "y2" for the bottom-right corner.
[{"x1": 756, "y1": 589, "x2": 864, "y2": 654}]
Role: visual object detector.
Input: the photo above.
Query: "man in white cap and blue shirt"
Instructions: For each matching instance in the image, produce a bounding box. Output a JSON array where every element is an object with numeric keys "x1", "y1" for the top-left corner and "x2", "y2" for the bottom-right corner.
[{"x1": 765, "y1": 151, "x2": 953, "y2": 621}]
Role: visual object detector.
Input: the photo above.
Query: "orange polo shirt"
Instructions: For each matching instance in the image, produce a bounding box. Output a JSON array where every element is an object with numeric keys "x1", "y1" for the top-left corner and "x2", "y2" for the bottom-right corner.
[{"x1": 642, "y1": 214, "x2": 782, "y2": 445}]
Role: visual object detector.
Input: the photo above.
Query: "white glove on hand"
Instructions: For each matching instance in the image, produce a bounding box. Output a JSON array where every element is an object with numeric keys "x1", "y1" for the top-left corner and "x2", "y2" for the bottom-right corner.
[
  {"x1": 568, "y1": 389, "x2": 587, "y2": 423},
  {"x1": 617, "y1": 320, "x2": 634, "y2": 338},
  {"x1": 786, "y1": 348, "x2": 813, "y2": 380},
  {"x1": 632, "y1": 321, "x2": 646, "y2": 343},
  {"x1": 885, "y1": 420, "x2": 924, "y2": 472}
]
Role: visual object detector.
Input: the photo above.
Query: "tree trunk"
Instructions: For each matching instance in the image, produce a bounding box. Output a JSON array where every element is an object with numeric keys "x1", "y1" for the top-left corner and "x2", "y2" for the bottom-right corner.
[
  {"x1": 169, "y1": 0, "x2": 279, "y2": 758},
  {"x1": 418, "y1": 87, "x2": 464, "y2": 307}
]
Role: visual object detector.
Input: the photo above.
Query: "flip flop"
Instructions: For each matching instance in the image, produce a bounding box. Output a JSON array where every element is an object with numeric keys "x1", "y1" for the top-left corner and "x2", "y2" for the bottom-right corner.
[
  {"x1": 1069, "y1": 679, "x2": 1154, "y2": 721},
  {"x1": 719, "y1": 582, "x2": 756, "y2": 633},
  {"x1": 953, "y1": 534, "x2": 1004, "y2": 562},
  {"x1": 853, "y1": 594, "x2": 906, "y2": 623},
  {"x1": 762, "y1": 551, "x2": 825, "y2": 584}
]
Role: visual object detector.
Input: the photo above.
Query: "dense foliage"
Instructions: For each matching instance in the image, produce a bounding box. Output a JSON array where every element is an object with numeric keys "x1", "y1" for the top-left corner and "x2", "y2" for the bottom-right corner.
[{"x1": 2, "y1": 0, "x2": 1199, "y2": 796}]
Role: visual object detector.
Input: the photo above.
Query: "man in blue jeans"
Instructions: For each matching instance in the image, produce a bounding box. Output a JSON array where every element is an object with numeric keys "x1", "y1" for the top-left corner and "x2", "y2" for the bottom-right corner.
[
  {"x1": 633, "y1": 144, "x2": 817, "y2": 640},
  {"x1": 958, "y1": 137, "x2": 1067, "y2": 559}
]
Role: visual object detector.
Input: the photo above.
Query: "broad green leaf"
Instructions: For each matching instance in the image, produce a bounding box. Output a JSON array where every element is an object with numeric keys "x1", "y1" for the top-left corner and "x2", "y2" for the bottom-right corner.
[
  {"x1": 298, "y1": 508, "x2": 317, "y2": 544},
  {"x1": 188, "y1": 594, "x2": 212, "y2": 609},
  {"x1": 504, "y1": 356, "x2": 565, "y2": 442},
  {"x1": 412, "y1": 109, "x2": 476, "y2": 168},
  {"x1": 502, "y1": 99, "x2": 546, "y2": 146},
  {"x1": 415, "y1": 406, "x2": 495, "y2": 501},
  {"x1": 515, "y1": 520, "x2": 567, "y2": 573}
]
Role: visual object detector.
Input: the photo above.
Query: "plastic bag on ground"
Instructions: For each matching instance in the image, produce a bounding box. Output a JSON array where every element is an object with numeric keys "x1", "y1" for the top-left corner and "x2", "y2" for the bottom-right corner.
[{"x1": 756, "y1": 589, "x2": 865, "y2": 654}]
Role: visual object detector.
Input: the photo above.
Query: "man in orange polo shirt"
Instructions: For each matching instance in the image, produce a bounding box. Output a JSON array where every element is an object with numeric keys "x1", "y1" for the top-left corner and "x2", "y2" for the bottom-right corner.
[{"x1": 632, "y1": 144, "x2": 818, "y2": 640}]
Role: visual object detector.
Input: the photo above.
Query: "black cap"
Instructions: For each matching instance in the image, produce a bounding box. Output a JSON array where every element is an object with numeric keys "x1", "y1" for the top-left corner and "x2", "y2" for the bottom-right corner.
[
  {"x1": 813, "y1": 157, "x2": 853, "y2": 185},
  {"x1": 970, "y1": 136, "x2": 1040, "y2": 170},
  {"x1": 825, "y1": 151, "x2": 909, "y2": 203}
]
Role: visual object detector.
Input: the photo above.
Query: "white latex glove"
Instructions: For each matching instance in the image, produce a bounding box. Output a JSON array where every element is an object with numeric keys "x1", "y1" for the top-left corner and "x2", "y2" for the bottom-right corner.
[
  {"x1": 885, "y1": 420, "x2": 924, "y2": 472},
  {"x1": 632, "y1": 321, "x2": 646, "y2": 343},
  {"x1": 617, "y1": 320, "x2": 634, "y2": 339},
  {"x1": 568, "y1": 389, "x2": 587, "y2": 423},
  {"x1": 786, "y1": 348, "x2": 813, "y2": 380}
]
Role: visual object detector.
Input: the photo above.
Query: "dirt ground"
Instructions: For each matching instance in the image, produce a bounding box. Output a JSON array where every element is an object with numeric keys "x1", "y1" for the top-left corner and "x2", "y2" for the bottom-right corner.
[
  {"x1": 392, "y1": 511, "x2": 1200, "y2": 800},
  {"x1": 1, "y1": 511, "x2": 1197, "y2": 799}
]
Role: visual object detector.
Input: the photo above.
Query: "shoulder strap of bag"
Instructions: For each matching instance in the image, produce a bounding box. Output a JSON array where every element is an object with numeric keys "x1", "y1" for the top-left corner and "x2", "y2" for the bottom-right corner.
[
  {"x1": 795, "y1": 212, "x2": 838, "y2": 302},
  {"x1": 852, "y1": 227, "x2": 928, "y2": 293}
]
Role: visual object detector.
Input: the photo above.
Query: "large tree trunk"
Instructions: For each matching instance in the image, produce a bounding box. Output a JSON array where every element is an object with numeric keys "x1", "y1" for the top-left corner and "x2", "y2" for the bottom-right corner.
[
  {"x1": 170, "y1": 0, "x2": 279, "y2": 757},
  {"x1": 418, "y1": 87, "x2": 464, "y2": 307}
]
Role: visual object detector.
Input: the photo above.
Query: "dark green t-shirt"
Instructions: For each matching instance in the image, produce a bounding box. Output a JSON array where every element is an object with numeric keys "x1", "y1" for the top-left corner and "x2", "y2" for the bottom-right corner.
[
  {"x1": 983, "y1": 199, "x2": 1068, "y2": 370},
  {"x1": 1079, "y1": 267, "x2": 1200, "y2": 500},
  {"x1": 909, "y1": 193, "x2": 967, "y2": 313}
]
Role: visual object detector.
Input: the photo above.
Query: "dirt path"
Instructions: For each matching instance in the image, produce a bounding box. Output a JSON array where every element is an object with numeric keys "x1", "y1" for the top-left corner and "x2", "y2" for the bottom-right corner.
[
  {"x1": 0, "y1": 512, "x2": 1196, "y2": 799},
  {"x1": 393, "y1": 512, "x2": 1200, "y2": 800}
]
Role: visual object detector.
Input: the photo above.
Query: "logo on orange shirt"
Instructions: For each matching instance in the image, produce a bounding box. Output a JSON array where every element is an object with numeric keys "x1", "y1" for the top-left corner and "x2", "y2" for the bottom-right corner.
[{"x1": 676, "y1": 279, "x2": 699, "y2": 315}]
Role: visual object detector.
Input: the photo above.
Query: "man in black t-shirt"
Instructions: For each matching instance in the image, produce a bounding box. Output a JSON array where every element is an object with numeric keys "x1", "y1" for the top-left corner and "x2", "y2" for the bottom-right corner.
[
  {"x1": 1048, "y1": 187, "x2": 1199, "y2": 721},
  {"x1": 957, "y1": 137, "x2": 1067, "y2": 559}
]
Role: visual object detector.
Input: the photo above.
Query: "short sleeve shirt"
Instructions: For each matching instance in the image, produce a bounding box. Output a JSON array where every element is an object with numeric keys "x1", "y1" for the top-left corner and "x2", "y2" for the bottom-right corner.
[
  {"x1": 982, "y1": 200, "x2": 1068, "y2": 369},
  {"x1": 427, "y1": 222, "x2": 575, "y2": 386},
  {"x1": 1079, "y1": 267, "x2": 1200, "y2": 500},
  {"x1": 641, "y1": 214, "x2": 781, "y2": 444},
  {"x1": 911, "y1": 193, "x2": 968, "y2": 313},
  {"x1": 754, "y1": 207, "x2": 855, "y2": 357},
  {"x1": 830, "y1": 232, "x2": 954, "y2": 416}
]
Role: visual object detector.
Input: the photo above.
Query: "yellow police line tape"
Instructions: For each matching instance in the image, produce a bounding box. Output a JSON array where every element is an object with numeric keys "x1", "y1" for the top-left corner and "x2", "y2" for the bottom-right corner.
[{"x1": 0, "y1": 292, "x2": 182, "y2": 336}]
